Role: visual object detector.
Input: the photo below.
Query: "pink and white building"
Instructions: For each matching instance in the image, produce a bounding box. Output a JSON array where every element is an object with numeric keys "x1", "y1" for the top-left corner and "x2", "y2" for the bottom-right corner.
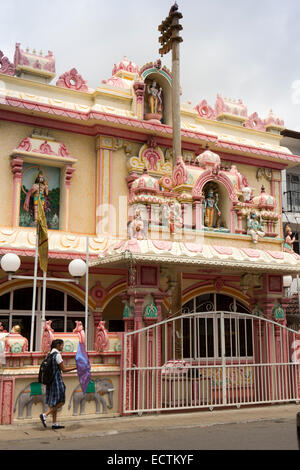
[{"x1": 0, "y1": 44, "x2": 300, "y2": 424}]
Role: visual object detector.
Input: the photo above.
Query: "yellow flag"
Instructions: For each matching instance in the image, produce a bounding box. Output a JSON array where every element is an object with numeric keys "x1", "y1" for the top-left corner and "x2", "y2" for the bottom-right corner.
[{"x1": 37, "y1": 197, "x2": 48, "y2": 273}]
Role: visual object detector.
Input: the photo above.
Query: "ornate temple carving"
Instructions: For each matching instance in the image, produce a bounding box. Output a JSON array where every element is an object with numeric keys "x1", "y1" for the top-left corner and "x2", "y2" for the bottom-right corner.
[{"x1": 56, "y1": 68, "x2": 89, "y2": 92}]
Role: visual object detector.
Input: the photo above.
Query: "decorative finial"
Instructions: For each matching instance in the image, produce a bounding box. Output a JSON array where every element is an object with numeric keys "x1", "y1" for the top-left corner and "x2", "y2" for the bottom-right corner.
[{"x1": 169, "y1": 1, "x2": 179, "y2": 14}]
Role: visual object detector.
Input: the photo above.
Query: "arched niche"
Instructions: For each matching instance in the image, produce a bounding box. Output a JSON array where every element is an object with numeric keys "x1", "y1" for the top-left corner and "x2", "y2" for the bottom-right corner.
[
  {"x1": 193, "y1": 170, "x2": 238, "y2": 233},
  {"x1": 202, "y1": 181, "x2": 232, "y2": 232},
  {"x1": 140, "y1": 65, "x2": 172, "y2": 125}
]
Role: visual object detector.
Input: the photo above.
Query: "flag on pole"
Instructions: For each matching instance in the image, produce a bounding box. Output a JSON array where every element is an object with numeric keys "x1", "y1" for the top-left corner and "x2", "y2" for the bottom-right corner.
[
  {"x1": 75, "y1": 342, "x2": 91, "y2": 394},
  {"x1": 37, "y1": 197, "x2": 48, "y2": 273}
]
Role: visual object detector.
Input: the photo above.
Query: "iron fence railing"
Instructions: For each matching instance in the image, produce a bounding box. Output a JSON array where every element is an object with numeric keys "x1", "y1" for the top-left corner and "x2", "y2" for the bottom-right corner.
[{"x1": 122, "y1": 311, "x2": 300, "y2": 414}]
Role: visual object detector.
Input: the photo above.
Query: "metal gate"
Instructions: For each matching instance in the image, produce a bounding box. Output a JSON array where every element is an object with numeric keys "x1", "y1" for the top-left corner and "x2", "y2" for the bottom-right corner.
[{"x1": 122, "y1": 311, "x2": 300, "y2": 414}]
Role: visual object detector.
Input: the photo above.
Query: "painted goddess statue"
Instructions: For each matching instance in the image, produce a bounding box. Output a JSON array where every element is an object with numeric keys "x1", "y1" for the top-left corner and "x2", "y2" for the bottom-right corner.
[
  {"x1": 23, "y1": 170, "x2": 48, "y2": 222},
  {"x1": 147, "y1": 80, "x2": 163, "y2": 115},
  {"x1": 283, "y1": 225, "x2": 295, "y2": 252},
  {"x1": 204, "y1": 190, "x2": 221, "y2": 228},
  {"x1": 247, "y1": 211, "x2": 265, "y2": 243}
]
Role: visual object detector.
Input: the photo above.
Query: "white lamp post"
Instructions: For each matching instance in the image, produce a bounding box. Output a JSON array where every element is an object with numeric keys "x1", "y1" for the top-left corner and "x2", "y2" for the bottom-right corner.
[
  {"x1": 1, "y1": 253, "x2": 88, "y2": 351},
  {"x1": 68, "y1": 259, "x2": 87, "y2": 278},
  {"x1": 0, "y1": 253, "x2": 21, "y2": 276}
]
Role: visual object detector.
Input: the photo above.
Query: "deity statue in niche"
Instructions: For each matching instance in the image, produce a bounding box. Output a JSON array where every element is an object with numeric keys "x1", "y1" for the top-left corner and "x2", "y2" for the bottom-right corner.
[
  {"x1": 20, "y1": 164, "x2": 60, "y2": 229},
  {"x1": 283, "y1": 225, "x2": 296, "y2": 252},
  {"x1": 162, "y1": 200, "x2": 182, "y2": 234},
  {"x1": 247, "y1": 211, "x2": 265, "y2": 243},
  {"x1": 23, "y1": 170, "x2": 48, "y2": 222},
  {"x1": 204, "y1": 189, "x2": 221, "y2": 228},
  {"x1": 128, "y1": 207, "x2": 147, "y2": 240},
  {"x1": 146, "y1": 80, "x2": 163, "y2": 117}
]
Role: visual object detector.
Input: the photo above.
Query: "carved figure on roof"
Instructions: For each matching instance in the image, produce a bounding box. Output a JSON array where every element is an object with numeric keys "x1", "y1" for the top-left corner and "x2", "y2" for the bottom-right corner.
[
  {"x1": 247, "y1": 211, "x2": 265, "y2": 244},
  {"x1": 204, "y1": 189, "x2": 221, "y2": 228},
  {"x1": 147, "y1": 80, "x2": 163, "y2": 115},
  {"x1": 23, "y1": 170, "x2": 48, "y2": 222},
  {"x1": 283, "y1": 225, "x2": 295, "y2": 253},
  {"x1": 0, "y1": 50, "x2": 15, "y2": 76}
]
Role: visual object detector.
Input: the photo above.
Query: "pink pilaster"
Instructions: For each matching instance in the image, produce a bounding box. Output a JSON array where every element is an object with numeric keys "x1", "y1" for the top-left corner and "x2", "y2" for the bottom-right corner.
[
  {"x1": 96, "y1": 136, "x2": 114, "y2": 235},
  {"x1": 64, "y1": 164, "x2": 75, "y2": 232},
  {"x1": 0, "y1": 377, "x2": 15, "y2": 424},
  {"x1": 10, "y1": 156, "x2": 23, "y2": 227},
  {"x1": 133, "y1": 81, "x2": 146, "y2": 120}
]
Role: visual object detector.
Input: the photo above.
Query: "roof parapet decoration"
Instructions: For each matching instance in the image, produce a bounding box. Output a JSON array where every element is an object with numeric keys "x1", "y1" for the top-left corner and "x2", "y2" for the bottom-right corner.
[
  {"x1": 194, "y1": 94, "x2": 285, "y2": 134},
  {"x1": 14, "y1": 43, "x2": 56, "y2": 81},
  {"x1": 244, "y1": 112, "x2": 266, "y2": 132},
  {"x1": 102, "y1": 56, "x2": 140, "y2": 89},
  {"x1": 264, "y1": 109, "x2": 285, "y2": 130},
  {"x1": 194, "y1": 100, "x2": 216, "y2": 120},
  {"x1": 56, "y1": 68, "x2": 90, "y2": 92},
  {"x1": 0, "y1": 50, "x2": 15, "y2": 76},
  {"x1": 215, "y1": 94, "x2": 248, "y2": 123},
  {"x1": 112, "y1": 56, "x2": 139, "y2": 76}
]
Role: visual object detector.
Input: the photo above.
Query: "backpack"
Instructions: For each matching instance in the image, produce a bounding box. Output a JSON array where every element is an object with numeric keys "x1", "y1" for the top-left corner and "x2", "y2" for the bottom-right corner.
[{"x1": 38, "y1": 352, "x2": 57, "y2": 385}]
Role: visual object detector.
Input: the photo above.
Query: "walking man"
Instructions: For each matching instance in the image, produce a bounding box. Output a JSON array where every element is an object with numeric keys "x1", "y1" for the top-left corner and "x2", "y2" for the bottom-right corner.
[{"x1": 40, "y1": 339, "x2": 77, "y2": 430}]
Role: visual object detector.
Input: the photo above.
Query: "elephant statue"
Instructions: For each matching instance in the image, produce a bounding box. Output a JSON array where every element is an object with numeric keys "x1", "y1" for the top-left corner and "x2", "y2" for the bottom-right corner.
[
  {"x1": 68, "y1": 378, "x2": 114, "y2": 416},
  {"x1": 14, "y1": 382, "x2": 47, "y2": 419}
]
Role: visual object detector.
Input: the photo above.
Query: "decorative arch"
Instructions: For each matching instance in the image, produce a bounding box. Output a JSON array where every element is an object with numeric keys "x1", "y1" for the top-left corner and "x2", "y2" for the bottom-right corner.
[
  {"x1": 140, "y1": 63, "x2": 172, "y2": 87},
  {"x1": 182, "y1": 283, "x2": 250, "y2": 309},
  {"x1": 192, "y1": 170, "x2": 238, "y2": 202},
  {"x1": 0, "y1": 278, "x2": 95, "y2": 310},
  {"x1": 100, "y1": 281, "x2": 127, "y2": 310}
]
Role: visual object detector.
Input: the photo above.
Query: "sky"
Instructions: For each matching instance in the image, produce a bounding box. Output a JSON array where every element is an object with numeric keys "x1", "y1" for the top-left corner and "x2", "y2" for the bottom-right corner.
[{"x1": 2, "y1": 0, "x2": 300, "y2": 130}]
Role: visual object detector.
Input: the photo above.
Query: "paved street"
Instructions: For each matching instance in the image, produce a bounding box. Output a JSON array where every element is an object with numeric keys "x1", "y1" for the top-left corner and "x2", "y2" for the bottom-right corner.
[
  {"x1": 0, "y1": 404, "x2": 299, "y2": 452},
  {"x1": 0, "y1": 418, "x2": 298, "y2": 450}
]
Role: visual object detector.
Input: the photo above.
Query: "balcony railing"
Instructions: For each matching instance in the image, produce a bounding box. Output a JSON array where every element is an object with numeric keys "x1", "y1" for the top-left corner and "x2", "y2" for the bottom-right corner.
[{"x1": 284, "y1": 190, "x2": 300, "y2": 213}]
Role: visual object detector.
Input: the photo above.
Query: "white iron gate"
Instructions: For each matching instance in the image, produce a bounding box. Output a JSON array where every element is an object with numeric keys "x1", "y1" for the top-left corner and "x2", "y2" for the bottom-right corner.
[{"x1": 122, "y1": 311, "x2": 300, "y2": 414}]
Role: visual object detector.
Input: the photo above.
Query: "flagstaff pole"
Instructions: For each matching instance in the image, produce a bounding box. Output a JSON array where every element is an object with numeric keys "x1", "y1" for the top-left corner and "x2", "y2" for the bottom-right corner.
[
  {"x1": 85, "y1": 236, "x2": 89, "y2": 349},
  {"x1": 41, "y1": 270, "x2": 47, "y2": 347},
  {"x1": 30, "y1": 229, "x2": 39, "y2": 352}
]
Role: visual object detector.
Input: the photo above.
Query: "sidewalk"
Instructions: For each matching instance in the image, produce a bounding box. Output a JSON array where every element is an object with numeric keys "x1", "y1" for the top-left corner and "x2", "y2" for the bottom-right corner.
[{"x1": 0, "y1": 403, "x2": 299, "y2": 443}]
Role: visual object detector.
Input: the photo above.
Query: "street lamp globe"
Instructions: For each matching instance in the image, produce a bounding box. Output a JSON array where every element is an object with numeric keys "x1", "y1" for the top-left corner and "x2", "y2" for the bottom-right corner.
[
  {"x1": 68, "y1": 259, "x2": 87, "y2": 278},
  {"x1": 0, "y1": 253, "x2": 21, "y2": 273}
]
